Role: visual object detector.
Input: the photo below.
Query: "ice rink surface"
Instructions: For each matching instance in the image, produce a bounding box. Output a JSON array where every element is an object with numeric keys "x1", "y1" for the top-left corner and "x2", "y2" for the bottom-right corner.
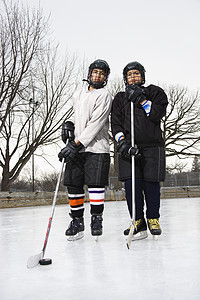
[{"x1": 0, "y1": 197, "x2": 200, "y2": 300}]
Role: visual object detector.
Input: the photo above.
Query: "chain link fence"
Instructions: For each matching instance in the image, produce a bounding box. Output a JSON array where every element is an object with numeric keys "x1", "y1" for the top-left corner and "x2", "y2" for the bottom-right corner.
[
  {"x1": 162, "y1": 172, "x2": 200, "y2": 187},
  {"x1": 108, "y1": 172, "x2": 200, "y2": 189}
]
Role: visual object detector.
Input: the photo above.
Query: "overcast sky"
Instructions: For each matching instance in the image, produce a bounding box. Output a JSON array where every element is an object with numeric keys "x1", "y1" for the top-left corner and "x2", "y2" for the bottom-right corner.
[
  {"x1": 23, "y1": 0, "x2": 200, "y2": 91},
  {"x1": 8, "y1": 0, "x2": 200, "y2": 176}
]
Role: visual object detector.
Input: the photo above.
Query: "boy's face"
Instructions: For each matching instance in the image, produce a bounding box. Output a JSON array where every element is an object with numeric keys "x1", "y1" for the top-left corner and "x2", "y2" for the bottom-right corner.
[
  {"x1": 126, "y1": 69, "x2": 142, "y2": 85},
  {"x1": 91, "y1": 68, "x2": 106, "y2": 83}
]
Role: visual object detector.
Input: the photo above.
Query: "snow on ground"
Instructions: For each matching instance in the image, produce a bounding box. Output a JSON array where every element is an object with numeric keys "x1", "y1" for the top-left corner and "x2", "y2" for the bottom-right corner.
[{"x1": 0, "y1": 198, "x2": 200, "y2": 300}]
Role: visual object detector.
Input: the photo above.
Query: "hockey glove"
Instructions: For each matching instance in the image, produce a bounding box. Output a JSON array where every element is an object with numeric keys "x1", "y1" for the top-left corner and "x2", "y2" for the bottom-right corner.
[
  {"x1": 125, "y1": 85, "x2": 146, "y2": 104},
  {"x1": 117, "y1": 139, "x2": 139, "y2": 158},
  {"x1": 61, "y1": 121, "x2": 75, "y2": 144},
  {"x1": 58, "y1": 141, "x2": 83, "y2": 164}
]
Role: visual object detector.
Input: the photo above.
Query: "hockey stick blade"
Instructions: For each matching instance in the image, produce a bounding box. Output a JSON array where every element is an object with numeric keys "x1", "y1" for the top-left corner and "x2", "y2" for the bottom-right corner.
[
  {"x1": 126, "y1": 220, "x2": 135, "y2": 249},
  {"x1": 27, "y1": 252, "x2": 43, "y2": 268},
  {"x1": 27, "y1": 216, "x2": 52, "y2": 268}
]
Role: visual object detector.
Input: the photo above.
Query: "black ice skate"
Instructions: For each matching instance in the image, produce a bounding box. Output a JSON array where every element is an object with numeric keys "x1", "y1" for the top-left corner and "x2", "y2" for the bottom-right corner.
[
  {"x1": 147, "y1": 218, "x2": 162, "y2": 240},
  {"x1": 65, "y1": 214, "x2": 85, "y2": 241},
  {"x1": 124, "y1": 218, "x2": 148, "y2": 241},
  {"x1": 91, "y1": 214, "x2": 103, "y2": 237}
]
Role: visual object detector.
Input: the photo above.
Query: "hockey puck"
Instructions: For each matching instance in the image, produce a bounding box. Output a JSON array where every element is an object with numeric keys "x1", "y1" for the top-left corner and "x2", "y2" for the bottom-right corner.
[{"x1": 39, "y1": 258, "x2": 52, "y2": 265}]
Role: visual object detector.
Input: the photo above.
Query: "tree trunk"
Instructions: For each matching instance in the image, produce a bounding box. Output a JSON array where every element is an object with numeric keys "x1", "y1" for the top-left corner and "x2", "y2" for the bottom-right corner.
[{"x1": 1, "y1": 166, "x2": 10, "y2": 191}]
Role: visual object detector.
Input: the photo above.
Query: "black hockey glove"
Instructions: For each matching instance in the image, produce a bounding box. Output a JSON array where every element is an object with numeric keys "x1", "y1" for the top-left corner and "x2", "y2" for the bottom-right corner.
[
  {"x1": 117, "y1": 139, "x2": 139, "y2": 158},
  {"x1": 125, "y1": 85, "x2": 146, "y2": 104},
  {"x1": 58, "y1": 141, "x2": 83, "y2": 164},
  {"x1": 61, "y1": 121, "x2": 75, "y2": 144}
]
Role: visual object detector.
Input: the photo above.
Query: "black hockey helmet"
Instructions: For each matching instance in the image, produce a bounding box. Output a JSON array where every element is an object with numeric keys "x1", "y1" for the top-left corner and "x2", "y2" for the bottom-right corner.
[
  {"x1": 86, "y1": 59, "x2": 110, "y2": 88},
  {"x1": 123, "y1": 61, "x2": 146, "y2": 86}
]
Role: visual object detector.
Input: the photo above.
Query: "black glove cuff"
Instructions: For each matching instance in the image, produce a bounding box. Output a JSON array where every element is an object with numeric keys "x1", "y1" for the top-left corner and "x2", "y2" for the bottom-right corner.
[
  {"x1": 61, "y1": 121, "x2": 75, "y2": 144},
  {"x1": 71, "y1": 141, "x2": 84, "y2": 151}
]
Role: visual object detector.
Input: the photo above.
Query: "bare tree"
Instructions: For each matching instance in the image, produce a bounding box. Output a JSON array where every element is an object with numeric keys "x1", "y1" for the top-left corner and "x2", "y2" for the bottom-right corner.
[
  {"x1": 0, "y1": 0, "x2": 47, "y2": 133},
  {"x1": 162, "y1": 85, "x2": 200, "y2": 158},
  {"x1": 166, "y1": 160, "x2": 188, "y2": 174},
  {"x1": 191, "y1": 155, "x2": 200, "y2": 172},
  {"x1": 107, "y1": 77, "x2": 125, "y2": 176},
  {"x1": 0, "y1": 1, "x2": 77, "y2": 191},
  {"x1": 36, "y1": 171, "x2": 66, "y2": 192},
  {"x1": 107, "y1": 76, "x2": 124, "y2": 97}
]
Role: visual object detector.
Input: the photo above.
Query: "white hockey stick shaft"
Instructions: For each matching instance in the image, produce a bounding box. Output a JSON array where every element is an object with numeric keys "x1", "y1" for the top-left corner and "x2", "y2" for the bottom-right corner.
[
  {"x1": 126, "y1": 102, "x2": 135, "y2": 249},
  {"x1": 41, "y1": 155, "x2": 65, "y2": 257},
  {"x1": 27, "y1": 140, "x2": 67, "y2": 268}
]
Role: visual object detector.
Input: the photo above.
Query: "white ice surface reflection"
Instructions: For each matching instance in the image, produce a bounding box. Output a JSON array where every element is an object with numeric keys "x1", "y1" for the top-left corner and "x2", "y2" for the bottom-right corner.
[{"x1": 0, "y1": 198, "x2": 200, "y2": 300}]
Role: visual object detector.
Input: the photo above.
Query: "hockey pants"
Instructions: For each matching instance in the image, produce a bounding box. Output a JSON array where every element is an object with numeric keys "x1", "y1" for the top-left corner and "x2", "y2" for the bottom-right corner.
[{"x1": 125, "y1": 179, "x2": 160, "y2": 219}]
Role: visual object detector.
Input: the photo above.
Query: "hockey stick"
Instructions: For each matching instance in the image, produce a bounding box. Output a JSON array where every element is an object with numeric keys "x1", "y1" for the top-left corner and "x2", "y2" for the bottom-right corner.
[
  {"x1": 126, "y1": 102, "x2": 136, "y2": 249},
  {"x1": 27, "y1": 143, "x2": 67, "y2": 268}
]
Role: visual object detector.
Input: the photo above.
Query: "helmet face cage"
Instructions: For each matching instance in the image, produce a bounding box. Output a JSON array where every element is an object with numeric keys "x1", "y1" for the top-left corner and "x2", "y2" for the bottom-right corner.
[
  {"x1": 88, "y1": 59, "x2": 110, "y2": 88},
  {"x1": 123, "y1": 61, "x2": 146, "y2": 86}
]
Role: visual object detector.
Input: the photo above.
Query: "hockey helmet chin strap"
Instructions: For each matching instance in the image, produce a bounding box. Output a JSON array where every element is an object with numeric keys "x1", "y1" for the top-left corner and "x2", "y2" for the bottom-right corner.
[{"x1": 82, "y1": 78, "x2": 105, "y2": 89}]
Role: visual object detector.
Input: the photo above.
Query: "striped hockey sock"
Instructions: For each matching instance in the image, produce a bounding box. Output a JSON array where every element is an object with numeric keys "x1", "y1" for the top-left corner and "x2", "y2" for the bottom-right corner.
[
  {"x1": 68, "y1": 193, "x2": 85, "y2": 217},
  {"x1": 88, "y1": 187, "x2": 105, "y2": 215}
]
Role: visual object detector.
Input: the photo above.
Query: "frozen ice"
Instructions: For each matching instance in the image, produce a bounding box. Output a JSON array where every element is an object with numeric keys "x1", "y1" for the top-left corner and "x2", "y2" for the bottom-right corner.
[{"x1": 0, "y1": 198, "x2": 200, "y2": 300}]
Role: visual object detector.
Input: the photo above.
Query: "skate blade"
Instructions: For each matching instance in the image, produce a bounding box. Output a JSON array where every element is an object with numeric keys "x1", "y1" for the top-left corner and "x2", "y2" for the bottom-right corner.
[
  {"x1": 67, "y1": 232, "x2": 84, "y2": 241},
  {"x1": 132, "y1": 230, "x2": 148, "y2": 241},
  {"x1": 153, "y1": 235, "x2": 159, "y2": 241}
]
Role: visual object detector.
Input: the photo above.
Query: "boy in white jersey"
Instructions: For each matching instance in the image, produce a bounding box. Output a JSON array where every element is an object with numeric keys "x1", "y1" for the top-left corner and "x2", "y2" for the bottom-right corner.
[{"x1": 58, "y1": 60, "x2": 112, "y2": 240}]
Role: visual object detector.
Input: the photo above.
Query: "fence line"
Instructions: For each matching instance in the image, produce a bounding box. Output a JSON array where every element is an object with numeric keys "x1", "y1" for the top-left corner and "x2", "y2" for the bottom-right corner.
[
  {"x1": 109, "y1": 172, "x2": 200, "y2": 189},
  {"x1": 162, "y1": 172, "x2": 200, "y2": 187}
]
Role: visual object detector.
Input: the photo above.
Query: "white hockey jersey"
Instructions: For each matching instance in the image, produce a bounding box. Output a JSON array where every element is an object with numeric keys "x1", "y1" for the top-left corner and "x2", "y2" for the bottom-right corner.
[{"x1": 72, "y1": 84, "x2": 112, "y2": 154}]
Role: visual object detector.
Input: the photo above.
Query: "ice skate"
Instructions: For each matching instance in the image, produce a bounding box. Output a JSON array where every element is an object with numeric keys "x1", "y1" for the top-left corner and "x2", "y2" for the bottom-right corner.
[
  {"x1": 65, "y1": 214, "x2": 84, "y2": 241},
  {"x1": 124, "y1": 218, "x2": 148, "y2": 241},
  {"x1": 147, "y1": 218, "x2": 162, "y2": 240},
  {"x1": 91, "y1": 214, "x2": 103, "y2": 238}
]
